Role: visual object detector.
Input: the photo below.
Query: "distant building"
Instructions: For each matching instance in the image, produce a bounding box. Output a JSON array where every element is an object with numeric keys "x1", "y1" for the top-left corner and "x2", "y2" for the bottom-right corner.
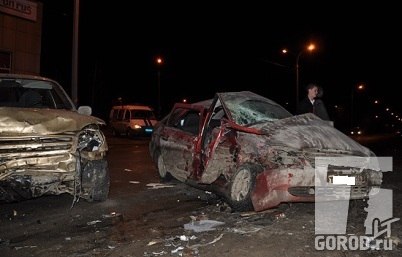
[{"x1": 0, "y1": 0, "x2": 42, "y2": 74}]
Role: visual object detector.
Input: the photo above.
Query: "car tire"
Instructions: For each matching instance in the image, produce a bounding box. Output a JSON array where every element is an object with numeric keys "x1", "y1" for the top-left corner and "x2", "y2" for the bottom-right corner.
[
  {"x1": 227, "y1": 164, "x2": 260, "y2": 212},
  {"x1": 82, "y1": 159, "x2": 110, "y2": 202},
  {"x1": 157, "y1": 154, "x2": 171, "y2": 181}
]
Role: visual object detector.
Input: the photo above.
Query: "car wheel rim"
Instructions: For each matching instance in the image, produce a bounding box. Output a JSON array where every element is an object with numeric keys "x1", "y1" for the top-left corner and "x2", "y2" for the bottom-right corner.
[
  {"x1": 231, "y1": 168, "x2": 251, "y2": 201},
  {"x1": 157, "y1": 155, "x2": 167, "y2": 178}
]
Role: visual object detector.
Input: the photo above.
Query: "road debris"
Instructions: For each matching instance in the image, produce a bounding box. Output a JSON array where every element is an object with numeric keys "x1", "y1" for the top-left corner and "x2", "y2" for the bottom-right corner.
[
  {"x1": 171, "y1": 246, "x2": 184, "y2": 253},
  {"x1": 228, "y1": 226, "x2": 263, "y2": 234},
  {"x1": 146, "y1": 183, "x2": 175, "y2": 189},
  {"x1": 102, "y1": 211, "x2": 123, "y2": 219},
  {"x1": 184, "y1": 219, "x2": 225, "y2": 232},
  {"x1": 87, "y1": 220, "x2": 102, "y2": 225},
  {"x1": 147, "y1": 239, "x2": 164, "y2": 246},
  {"x1": 14, "y1": 245, "x2": 37, "y2": 250},
  {"x1": 144, "y1": 250, "x2": 167, "y2": 256},
  {"x1": 187, "y1": 233, "x2": 224, "y2": 250},
  {"x1": 240, "y1": 208, "x2": 277, "y2": 217}
]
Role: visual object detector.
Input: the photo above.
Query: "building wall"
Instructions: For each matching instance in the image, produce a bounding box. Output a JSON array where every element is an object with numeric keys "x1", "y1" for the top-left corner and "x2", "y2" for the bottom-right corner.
[{"x1": 0, "y1": 1, "x2": 42, "y2": 75}]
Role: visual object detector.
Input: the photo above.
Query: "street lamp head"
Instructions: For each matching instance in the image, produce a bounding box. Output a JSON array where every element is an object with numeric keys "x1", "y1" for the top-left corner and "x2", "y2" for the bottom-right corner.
[
  {"x1": 156, "y1": 57, "x2": 163, "y2": 65},
  {"x1": 282, "y1": 49, "x2": 288, "y2": 54},
  {"x1": 307, "y1": 43, "x2": 316, "y2": 52}
]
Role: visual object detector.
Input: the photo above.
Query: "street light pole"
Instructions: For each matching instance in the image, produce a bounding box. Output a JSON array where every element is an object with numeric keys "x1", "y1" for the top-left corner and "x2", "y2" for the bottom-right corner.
[
  {"x1": 350, "y1": 86, "x2": 354, "y2": 129},
  {"x1": 350, "y1": 84, "x2": 365, "y2": 129},
  {"x1": 157, "y1": 69, "x2": 161, "y2": 117},
  {"x1": 156, "y1": 57, "x2": 163, "y2": 118},
  {"x1": 296, "y1": 51, "x2": 302, "y2": 109},
  {"x1": 72, "y1": 0, "x2": 80, "y2": 106}
]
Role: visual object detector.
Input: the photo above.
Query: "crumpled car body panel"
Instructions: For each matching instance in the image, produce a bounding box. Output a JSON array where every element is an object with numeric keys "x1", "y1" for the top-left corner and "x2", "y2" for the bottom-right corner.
[
  {"x1": 0, "y1": 108, "x2": 105, "y2": 135},
  {"x1": 150, "y1": 91, "x2": 383, "y2": 211}
]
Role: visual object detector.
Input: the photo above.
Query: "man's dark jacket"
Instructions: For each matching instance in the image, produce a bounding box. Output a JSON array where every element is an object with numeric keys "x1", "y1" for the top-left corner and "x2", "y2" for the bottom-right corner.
[{"x1": 297, "y1": 98, "x2": 330, "y2": 121}]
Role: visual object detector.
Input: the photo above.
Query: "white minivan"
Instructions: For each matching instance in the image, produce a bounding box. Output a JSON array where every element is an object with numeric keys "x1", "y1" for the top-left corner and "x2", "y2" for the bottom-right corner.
[{"x1": 109, "y1": 105, "x2": 157, "y2": 137}]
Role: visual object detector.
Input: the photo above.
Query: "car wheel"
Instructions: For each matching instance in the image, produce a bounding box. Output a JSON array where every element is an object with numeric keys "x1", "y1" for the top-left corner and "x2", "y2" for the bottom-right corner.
[
  {"x1": 82, "y1": 159, "x2": 110, "y2": 202},
  {"x1": 228, "y1": 164, "x2": 259, "y2": 211},
  {"x1": 157, "y1": 154, "x2": 171, "y2": 181}
]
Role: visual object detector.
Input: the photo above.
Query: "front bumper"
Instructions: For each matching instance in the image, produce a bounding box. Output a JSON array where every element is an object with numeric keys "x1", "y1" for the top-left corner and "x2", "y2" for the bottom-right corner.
[{"x1": 251, "y1": 166, "x2": 383, "y2": 211}]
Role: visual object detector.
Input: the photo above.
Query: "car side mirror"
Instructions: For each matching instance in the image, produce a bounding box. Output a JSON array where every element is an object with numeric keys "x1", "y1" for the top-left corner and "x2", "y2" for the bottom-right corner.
[{"x1": 78, "y1": 106, "x2": 92, "y2": 116}]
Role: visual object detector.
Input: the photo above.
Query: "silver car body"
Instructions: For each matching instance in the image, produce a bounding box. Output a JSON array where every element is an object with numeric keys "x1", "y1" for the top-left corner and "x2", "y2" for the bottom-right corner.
[{"x1": 0, "y1": 74, "x2": 110, "y2": 202}]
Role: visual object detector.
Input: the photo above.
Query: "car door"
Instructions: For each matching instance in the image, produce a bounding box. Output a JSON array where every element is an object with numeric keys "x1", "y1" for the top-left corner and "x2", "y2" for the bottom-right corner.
[
  {"x1": 114, "y1": 108, "x2": 126, "y2": 134},
  {"x1": 159, "y1": 104, "x2": 204, "y2": 182},
  {"x1": 198, "y1": 97, "x2": 235, "y2": 183}
]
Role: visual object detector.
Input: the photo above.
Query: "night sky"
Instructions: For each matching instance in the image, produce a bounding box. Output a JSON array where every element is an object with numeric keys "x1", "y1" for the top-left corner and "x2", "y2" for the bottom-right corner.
[{"x1": 40, "y1": 1, "x2": 401, "y2": 132}]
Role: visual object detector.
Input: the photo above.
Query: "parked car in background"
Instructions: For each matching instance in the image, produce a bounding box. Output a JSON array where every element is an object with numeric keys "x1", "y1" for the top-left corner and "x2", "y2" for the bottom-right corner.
[
  {"x1": 149, "y1": 91, "x2": 383, "y2": 212},
  {"x1": 0, "y1": 74, "x2": 110, "y2": 203},
  {"x1": 109, "y1": 104, "x2": 157, "y2": 137}
]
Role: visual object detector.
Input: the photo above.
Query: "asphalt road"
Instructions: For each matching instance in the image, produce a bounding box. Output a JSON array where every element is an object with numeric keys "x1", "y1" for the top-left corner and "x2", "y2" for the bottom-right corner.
[{"x1": 0, "y1": 133, "x2": 401, "y2": 257}]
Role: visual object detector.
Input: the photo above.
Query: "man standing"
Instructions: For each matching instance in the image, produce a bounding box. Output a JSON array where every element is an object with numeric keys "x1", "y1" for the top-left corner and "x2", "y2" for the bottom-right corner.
[{"x1": 297, "y1": 83, "x2": 330, "y2": 121}]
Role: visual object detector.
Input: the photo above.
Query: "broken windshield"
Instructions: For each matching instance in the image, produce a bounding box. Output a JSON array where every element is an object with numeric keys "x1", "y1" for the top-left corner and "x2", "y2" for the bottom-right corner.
[{"x1": 218, "y1": 91, "x2": 292, "y2": 125}]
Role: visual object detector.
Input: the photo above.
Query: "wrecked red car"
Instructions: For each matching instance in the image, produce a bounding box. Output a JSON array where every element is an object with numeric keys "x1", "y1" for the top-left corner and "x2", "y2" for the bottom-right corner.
[{"x1": 149, "y1": 91, "x2": 382, "y2": 211}]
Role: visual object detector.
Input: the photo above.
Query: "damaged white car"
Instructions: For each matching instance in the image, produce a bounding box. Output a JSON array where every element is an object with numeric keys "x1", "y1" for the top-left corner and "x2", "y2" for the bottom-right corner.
[{"x1": 0, "y1": 74, "x2": 109, "y2": 203}]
